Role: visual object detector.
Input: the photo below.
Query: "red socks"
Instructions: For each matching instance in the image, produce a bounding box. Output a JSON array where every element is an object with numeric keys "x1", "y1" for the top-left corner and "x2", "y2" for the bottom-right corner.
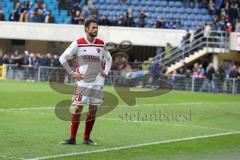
[
  {"x1": 84, "y1": 107, "x2": 97, "y2": 140},
  {"x1": 69, "y1": 106, "x2": 97, "y2": 140},
  {"x1": 70, "y1": 113, "x2": 80, "y2": 140}
]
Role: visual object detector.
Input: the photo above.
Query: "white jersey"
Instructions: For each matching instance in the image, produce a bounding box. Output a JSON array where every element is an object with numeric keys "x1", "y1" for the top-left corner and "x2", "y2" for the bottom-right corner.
[{"x1": 59, "y1": 37, "x2": 112, "y2": 87}]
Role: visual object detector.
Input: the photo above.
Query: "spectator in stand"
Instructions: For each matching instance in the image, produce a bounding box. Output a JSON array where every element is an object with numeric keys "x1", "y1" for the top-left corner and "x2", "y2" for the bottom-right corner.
[
  {"x1": 31, "y1": 2, "x2": 40, "y2": 12},
  {"x1": 155, "y1": 16, "x2": 164, "y2": 28},
  {"x1": 0, "y1": 54, "x2": 10, "y2": 64},
  {"x1": 28, "y1": 10, "x2": 37, "y2": 22},
  {"x1": 216, "y1": 65, "x2": 226, "y2": 92},
  {"x1": 40, "y1": 53, "x2": 52, "y2": 66},
  {"x1": 125, "y1": 9, "x2": 135, "y2": 27},
  {"x1": 52, "y1": 54, "x2": 61, "y2": 67},
  {"x1": 228, "y1": 65, "x2": 239, "y2": 93},
  {"x1": 228, "y1": 2, "x2": 239, "y2": 31},
  {"x1": 90, "y1": 5, "x2": 98, "y2": 19},
  {"x1": 117, "y1": 15, "x2": 126, "y2": 26},
  {"x1": 181, "y1": 30, "x2": 191, "y2": 55},
  {"x1": 226, "y1": 22, "x2": 232, "y2": 33},
  {"x1": 81, "y1": 5, "x2": 90, "y2": 18},
  {"x1": 9, "y1": 10, "x2": 19, "y2": 21},
  {"x1": 14, "y1": 2, "x2": 22, "y2": 15},
  {"x1": 111, "y1": 16, "x2": 118, "y2": 26},
  {"x1": 208, "y1": 0, "x2": 215, "y2": 15},
  {"x1": 200, "y1": 62, "x2": 216, "y2": 92},
  {"x1": 99, "y1": 16, "x2": 110, "y2": 26},
  {"x1": 235, "y1": 19, "x2": 240, "y2": 32},
  {"x1": 22, "y1": 0, "x2": 31, "y2": 11},
  {"x1": 41, "y1": 3, "x2": 47, "y2": 15},
  {"x1": 0, "y1": 9, "x2": 5, "y2": 21},
  {"x1": 20, "y1": 9, "x2": 28, "y2": 22},
  {"x1": 198, "y1": 64, "x2": 205, "y2": 77},
  {"x1": 139, "y1": 10, "x2": 147, "y2": 27},
  {"x1": 35, "y1": 8, "x2": 44, "y2": 23},
  {"x1": 71, "y1": 10, "x2": 81, "y2": 24},
  {"x1": 44, "y1": 11, "x2": 55, "y2": 23}
]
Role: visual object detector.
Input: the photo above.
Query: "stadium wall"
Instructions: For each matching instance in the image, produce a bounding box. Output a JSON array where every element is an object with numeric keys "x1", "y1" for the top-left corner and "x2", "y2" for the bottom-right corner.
[{"x1": 0, "y1": 21, "x2": 186, "y2": 47}]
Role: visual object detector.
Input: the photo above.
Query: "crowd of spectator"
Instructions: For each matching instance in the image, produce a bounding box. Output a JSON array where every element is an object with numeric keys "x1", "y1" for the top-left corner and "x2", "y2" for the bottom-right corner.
[
  {"x1": 0, "y1": 50, "x2": 60, "y2": 67},
  {"x1": 66, "y1": 0, "x2": 213, "y2": 28},
  {"x1": 175, "y1": 61, "x2": 240, "y2": 93},
  {"x1": 0, "y1": 0, "x2": 239, "y2": 31},
  {"x1": 211, "y1": 0, "x2": 240, "y2": 32},
  {"x1": 0, "y1": 0, "x2": 54, "y2": 23}
]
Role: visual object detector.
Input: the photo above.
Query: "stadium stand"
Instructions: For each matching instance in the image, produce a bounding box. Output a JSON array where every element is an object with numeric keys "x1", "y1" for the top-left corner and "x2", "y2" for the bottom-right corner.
[{"x1": 0, "y1": 0, "x2": 239, "y2": 31}]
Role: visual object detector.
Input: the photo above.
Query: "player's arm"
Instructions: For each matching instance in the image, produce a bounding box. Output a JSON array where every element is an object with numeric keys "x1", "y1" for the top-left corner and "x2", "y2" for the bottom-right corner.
[
  {"x1": 59, "y1": 41, "x2": 84, "y2": 80},
  {"x1": 101, "y1": 45, "x2": 112, "y2": 76}
]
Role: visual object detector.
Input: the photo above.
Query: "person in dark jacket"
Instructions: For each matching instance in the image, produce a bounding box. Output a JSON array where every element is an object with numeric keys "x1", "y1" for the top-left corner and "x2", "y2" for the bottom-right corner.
[{"x1": 200, "y1": 63, "x2": 216, "y2": 92}]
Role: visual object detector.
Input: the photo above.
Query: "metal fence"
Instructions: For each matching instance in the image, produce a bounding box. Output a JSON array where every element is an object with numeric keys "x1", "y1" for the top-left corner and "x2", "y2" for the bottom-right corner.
[
  {"x1": 152, "y1": 30, "x2": 229, "y2": 66},
  {"x1": 1, "y1": 64, "x2": 239, "y2": 94}
]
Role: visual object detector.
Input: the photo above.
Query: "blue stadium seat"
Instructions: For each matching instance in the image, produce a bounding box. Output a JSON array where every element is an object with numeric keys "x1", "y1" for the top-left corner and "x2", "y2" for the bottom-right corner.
[
  {"x1": 149, "y1": 6, "x2": 155, "y2": 12},
  {"x1": 169, "y1": 7, "x2": 177, "y2": 13},
  {"x1": 181, "y1": 14, "x2": 188, "y2": 20},
  {"x1": 112, "y1": 0, "x2": 118, "y2": 5},
  {"x1": 175, "y1": 13, "x2": 181, "y2": 19},
  {"x1": 99, "y1": 0, "x2": 105, "y2": 4},
  {"x1": 161, "y1": 1, "x2": 168, "y2": 7},
  {"x1": 113, "y1": 5, "x2": 121, "y2": 11},
  {"x1": 200, "y1": 9, "x2": 208, "y2": 15},
  {"x1": 176, "y1": 7, "x2": 184, "y2": 14},
  {"x1": 60, "y1": 10, "x2": 68, "y2": 16},
  {"x1": 106, "y1": 0, "x2": 111, "y2": 5},
  {"x1": 152, "y1": 12, "x2": 158, "y2": 18},
  {"x1": 135, "y1": 6, "x2": 142, "y2": 12},
  {"x1": 92, "y1": 0, "x2": 99, "y2": 4},
  {"x1": 168, "y1": 1, "x2": 175, "y2": 7},
  {"x1": 106, "y1": 5, "x2": 113, "y2": 10},
  {"x1": 186, "y1": 8, "x2": 193, "y2": 14},
  {"x1": 146, "y1": 0, "x2": 152, "y2": 6},
  {"x1": 188, "y1": 14, "x2": 195, "y2": 20},
  {"x1": 133, "y1": 11, "x2": 138, "y2": 17},
  {"x1": 156, "y1": 7, "x2": 162, "y2": 13},
  {"x1": 99, "y1": 4, "x2": 107, "y2": 10},
  {"x1": 195, "y1": 14, "x2": 202, "y2": 20},
  {"x1": 168, "y1": 13, "x2": 174, "y2": 19},
  {"x1": 165, "y1": 7, "x2": 171, "y2": 13},
  {"x1": 154, "y1": 1, "x2": 160, "y2": 6},
  {"x1": 175, "y1": 1, "x2": 183, "y2": 7},
  {"x1": 143, "y1": 5, "x2": 149, "y2": 12},
  {"x1": 121, "y1": 5, "x2": 128, "y2": 11},
  {"x1": 132, "y1": 0, "x2": 139, "y2": 5}
]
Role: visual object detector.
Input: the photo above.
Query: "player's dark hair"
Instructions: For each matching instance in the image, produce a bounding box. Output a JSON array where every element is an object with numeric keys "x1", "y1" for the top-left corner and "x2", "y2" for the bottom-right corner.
[{"x1": 84, "y1": 18, "x2": 98, "y2": 28}]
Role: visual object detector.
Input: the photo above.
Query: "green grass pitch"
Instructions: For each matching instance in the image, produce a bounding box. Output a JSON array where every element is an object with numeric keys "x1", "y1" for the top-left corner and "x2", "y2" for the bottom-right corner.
[{"x1": 0, "y1": 80, "x2": 240, "y2": 160}]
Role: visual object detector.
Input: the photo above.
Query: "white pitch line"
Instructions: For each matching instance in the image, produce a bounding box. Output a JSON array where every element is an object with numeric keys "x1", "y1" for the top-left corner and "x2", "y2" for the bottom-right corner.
[
  {"x1": 1, "y1": 101, "x2": 237, "y2": 112},
  {"x1": 24, "y1": 131, "x2": 240, "y2": 160},
  {"x1": 0, "y1": 155, "x2": 14, "y2": 159}
]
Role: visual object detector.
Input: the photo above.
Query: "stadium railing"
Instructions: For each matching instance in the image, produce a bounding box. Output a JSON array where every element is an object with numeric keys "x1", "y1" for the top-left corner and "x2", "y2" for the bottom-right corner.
[
  {"x1": 152, "y1": 29, "x2": 229, "y2": 66},
  {"x1": 2, "y1": 64, "x2": 239, "y2": 94}
]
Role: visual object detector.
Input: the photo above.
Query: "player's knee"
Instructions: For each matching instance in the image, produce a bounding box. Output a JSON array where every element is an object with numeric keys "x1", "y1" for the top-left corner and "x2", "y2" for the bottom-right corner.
[{"x1": 74, "y1": 105, "x2": 83, "y2": 113}]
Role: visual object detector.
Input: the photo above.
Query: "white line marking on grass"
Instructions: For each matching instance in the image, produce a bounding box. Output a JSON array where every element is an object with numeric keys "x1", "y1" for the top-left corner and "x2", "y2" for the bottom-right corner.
[
  {"x1": 24, "y1": 131, "x2": 240, "y2": 160},
  {"x1": 0, "y1": 102, "x2": 201, "y2": 112},
  {"x1": 0, "y1": 155, "x2": 14, "y2": 159},
  {"x1": 0, "y1": 107, "x2": 53, "y2": 112},
  {"x1": 1, "y1": 101, "x2": 239, "y2": 112}
]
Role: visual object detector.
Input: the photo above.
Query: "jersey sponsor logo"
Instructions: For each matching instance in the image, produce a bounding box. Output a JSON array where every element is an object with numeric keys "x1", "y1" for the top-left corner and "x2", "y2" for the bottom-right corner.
[
  {"x1": 82, "y1": 55, "x2": 100, "y2": 62},
  {"x1": 96, "y1": 48, "x2": 101, "y2": 53}
]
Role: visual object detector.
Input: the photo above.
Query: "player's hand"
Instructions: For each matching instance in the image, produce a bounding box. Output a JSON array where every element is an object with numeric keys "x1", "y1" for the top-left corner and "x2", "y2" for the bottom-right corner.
[
  {"x1": 101, "y1": 71, "x2": 108, "y2": 77},
  {"x1": 70, "y1": 71, "x2": 84, "y2": 80}
]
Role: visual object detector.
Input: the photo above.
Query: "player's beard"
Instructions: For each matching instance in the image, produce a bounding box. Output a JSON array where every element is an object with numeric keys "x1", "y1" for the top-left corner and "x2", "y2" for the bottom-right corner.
[{"x1": 89, "y1": 31, "x2": 97, "y2": 37}]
